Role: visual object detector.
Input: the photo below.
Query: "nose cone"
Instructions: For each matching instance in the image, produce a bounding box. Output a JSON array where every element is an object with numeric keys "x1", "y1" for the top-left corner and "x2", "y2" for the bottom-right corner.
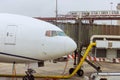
[{"x1": 65, "y1": 37, "x2": 77, "y2": 54}]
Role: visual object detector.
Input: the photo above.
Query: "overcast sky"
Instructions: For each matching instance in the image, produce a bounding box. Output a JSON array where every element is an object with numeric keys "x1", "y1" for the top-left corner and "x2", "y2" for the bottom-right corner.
[{"x1": 0, "y1": 0, "x2": 119, "y2": 17}]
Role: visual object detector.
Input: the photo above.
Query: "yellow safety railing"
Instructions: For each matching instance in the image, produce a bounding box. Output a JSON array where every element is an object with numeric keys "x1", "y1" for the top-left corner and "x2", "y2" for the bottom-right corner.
[{"x1": 0, "y1": 43, "x2": 96, "y2": 79}]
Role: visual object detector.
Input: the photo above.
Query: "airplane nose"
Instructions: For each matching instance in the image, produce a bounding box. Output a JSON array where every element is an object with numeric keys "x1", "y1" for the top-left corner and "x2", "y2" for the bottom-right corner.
[{"x1": 65, "y1": 37, "x2": 77, "y2": 54}]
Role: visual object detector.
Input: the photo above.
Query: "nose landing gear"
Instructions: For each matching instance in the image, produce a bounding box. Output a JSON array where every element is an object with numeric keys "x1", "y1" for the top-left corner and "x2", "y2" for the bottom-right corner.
[
  {"x1": 77, "y1": 69, "x2": 84, "y2": 76},
  {"x1": 23, "y1": 69, "x2": 36, "y2": 80}
]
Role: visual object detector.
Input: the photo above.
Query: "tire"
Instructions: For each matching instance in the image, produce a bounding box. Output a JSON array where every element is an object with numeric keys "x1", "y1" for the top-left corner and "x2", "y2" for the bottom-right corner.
[
  {"x1": 23, "y1": 75, "x2": 34, "y2": 80},
  {"x1": 23, "y1": 76, "x2": 29, "y2": 80},
  {"x1": 77, "y1": 69, "x2": 84, "y2": 77},
  {"x1": 69, "y1": 68, "x2": 74, "y2": 74}
]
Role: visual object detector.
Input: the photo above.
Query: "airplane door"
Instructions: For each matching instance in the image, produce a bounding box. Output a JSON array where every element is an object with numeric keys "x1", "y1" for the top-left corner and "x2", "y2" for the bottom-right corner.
[{"x1": 4, "y1": 25, "x2": 17, "y2": 45}]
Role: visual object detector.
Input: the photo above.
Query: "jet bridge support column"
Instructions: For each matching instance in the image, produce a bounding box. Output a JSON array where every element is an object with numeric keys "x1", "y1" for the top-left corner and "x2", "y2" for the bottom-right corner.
[{"x1": 77, "y1": 45, "x2": 83, "y2": 65}]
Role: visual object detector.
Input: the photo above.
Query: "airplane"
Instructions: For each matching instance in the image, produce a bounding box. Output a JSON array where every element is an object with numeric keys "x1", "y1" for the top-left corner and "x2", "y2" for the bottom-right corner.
[{"x1": 0, "y1": 13, "x2": 77, "y2": 78}]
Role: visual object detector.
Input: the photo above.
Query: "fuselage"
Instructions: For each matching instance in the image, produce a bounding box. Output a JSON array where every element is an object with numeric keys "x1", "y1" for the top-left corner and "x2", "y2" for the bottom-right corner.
[{"x1": 0, "y1": 13, "x2": 77, "y2": 63}]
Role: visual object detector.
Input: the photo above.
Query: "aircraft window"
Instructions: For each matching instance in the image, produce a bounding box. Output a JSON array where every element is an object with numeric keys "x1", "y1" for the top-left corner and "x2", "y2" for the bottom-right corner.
[
  {"x1": 45, "y1": 30, "x2": 66, "y2": 37},
  {"x1": 52, "y1": 31, "x2": 57, "y2": 36},
  {"x1": 57, "y1": 31, "x2": 66, "y2": 36},
  {"x1": 45, "y1": 30, "x2": 51, "y2": 37}
]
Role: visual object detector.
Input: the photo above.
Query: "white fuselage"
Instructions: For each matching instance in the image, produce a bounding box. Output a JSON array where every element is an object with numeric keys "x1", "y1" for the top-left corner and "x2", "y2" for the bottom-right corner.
[{"x1": 0, "y1": 13, "x2": 77, "y2": 63}]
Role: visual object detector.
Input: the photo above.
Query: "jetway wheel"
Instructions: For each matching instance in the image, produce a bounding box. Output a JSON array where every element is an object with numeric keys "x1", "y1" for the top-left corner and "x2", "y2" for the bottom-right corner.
[
  {"x1": 77, "y1": 69, "x2": 84, "y2": 77},
  {"x1": 69, "y1": 68, "x2": 84, "y2": 77},
  {"x1": 69, "y1": 68, "x2": 74, "y2": 74}
]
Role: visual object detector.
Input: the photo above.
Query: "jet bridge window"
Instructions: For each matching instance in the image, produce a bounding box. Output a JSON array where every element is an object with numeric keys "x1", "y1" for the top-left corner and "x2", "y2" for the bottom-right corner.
[{"x1": 45, "y1": 30, "x2": 66, "y2": 37}]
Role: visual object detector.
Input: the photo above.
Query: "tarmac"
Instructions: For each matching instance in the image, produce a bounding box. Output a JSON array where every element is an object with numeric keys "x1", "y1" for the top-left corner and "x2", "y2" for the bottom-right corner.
[{"x1": 0, "y1": 59, "x2": 120, "y2": 80}]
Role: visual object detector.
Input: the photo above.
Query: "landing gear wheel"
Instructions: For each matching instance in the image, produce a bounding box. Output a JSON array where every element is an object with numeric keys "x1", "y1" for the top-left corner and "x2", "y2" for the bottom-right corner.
[
  {"x1": 69, "y1": 68, "x2": 74, "y2": 74},
  {"x1": 23, "y1": 75, "x2": 34, "y2": 80},
  {"x1": 77, "y1": 69, "x2": 84, "y2": 77}
]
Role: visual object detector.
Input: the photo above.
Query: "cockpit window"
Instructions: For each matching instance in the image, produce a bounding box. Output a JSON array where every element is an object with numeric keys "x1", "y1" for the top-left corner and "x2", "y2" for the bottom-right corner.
[
  {"x1": 45, "y1": 30, "x2": 51, "y2": 37},
  {"x1": 45, "y1": 30, "x2": 66, "y2": 37},
  {"x1": 57, "y1": 31, "x2": 66, "y2": 36}
]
